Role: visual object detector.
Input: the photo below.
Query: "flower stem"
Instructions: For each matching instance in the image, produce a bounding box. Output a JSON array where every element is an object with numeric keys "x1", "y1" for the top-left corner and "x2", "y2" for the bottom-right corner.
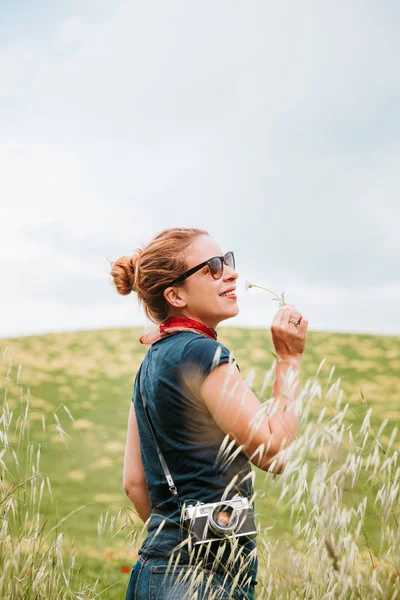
[{"x1": 249, "y1": 284, "x2": 287, "y2": 306}]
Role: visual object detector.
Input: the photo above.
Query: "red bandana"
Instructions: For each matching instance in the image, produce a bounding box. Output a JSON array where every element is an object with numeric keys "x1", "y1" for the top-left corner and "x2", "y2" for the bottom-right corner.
[{"x1": 139, "y1": 317, "x2": 217, "y2": 345}]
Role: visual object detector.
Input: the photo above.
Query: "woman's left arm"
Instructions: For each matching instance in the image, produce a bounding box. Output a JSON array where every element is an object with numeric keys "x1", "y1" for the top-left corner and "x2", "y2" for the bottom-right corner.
[{"x1": 123, "y1": 403, "x2": 151, "y2": 523}]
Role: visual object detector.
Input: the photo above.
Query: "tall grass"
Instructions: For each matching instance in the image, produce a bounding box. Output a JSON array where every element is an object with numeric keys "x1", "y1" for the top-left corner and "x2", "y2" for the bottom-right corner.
[
  {"x1": 2, "y1": 338, "x2": 399, "y2": 599},
  {"x1": 250, "y1": 360, "x2": 400, "y2": 599},
  {"x1": 0, "y1": 348, "x2": 99, "y2": 599}
]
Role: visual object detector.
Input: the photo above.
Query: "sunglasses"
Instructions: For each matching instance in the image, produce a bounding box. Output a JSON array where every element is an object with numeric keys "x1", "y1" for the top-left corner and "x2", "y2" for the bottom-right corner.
[{"x1": 168, "y1": 251, "x2": 235, "y2": 287}]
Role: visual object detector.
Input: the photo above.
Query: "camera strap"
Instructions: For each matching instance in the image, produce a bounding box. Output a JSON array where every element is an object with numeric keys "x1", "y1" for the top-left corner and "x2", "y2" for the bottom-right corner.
[{"x1": 138, "y1": 366, "x2": 182, "y2": 510}]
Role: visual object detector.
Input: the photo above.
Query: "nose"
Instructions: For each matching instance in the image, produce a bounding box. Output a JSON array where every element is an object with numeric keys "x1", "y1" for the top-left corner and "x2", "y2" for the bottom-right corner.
[{"x1": 223, "y1": 264, "x2": 239, "y2": 281}]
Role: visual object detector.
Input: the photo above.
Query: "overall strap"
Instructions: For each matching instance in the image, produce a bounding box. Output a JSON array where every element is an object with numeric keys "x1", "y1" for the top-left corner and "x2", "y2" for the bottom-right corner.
[{"x1": 138, "y1": 366, "x2": 182, "y2": 509}]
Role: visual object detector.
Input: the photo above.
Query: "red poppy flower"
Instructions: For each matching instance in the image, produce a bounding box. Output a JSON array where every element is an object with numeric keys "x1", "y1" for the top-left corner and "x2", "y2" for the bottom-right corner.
[{"x1": 120, "y1": 566, "x2": 130, "y2": 574}]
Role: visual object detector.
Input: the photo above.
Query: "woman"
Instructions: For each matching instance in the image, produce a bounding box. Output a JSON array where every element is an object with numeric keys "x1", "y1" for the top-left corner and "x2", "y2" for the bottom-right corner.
[{"x1": 110, "y1": 227, "x2": 308, "y2": 600}]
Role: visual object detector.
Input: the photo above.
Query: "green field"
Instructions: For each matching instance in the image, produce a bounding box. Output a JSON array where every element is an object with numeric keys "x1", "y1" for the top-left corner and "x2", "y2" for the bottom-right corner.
[{"x1": 1, "y1": 327, "x2": 400, "y2": 598}]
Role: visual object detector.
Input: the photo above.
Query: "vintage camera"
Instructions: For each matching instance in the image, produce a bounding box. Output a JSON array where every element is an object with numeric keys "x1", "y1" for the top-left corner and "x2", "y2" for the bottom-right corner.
[{"x1": 183, "y1": 496, "x2": 257, "y2": 545}]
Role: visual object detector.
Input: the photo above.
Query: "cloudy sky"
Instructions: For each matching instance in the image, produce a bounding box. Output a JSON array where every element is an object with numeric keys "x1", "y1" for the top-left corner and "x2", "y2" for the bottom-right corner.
[{"x1": 1, "y1": 0, "x2": 399, "y2": 339}]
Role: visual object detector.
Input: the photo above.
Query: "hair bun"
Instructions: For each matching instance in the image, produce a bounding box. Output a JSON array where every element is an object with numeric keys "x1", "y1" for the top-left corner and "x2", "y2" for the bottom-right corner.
[
  {"x1": 129, "y1": 249, "x2": 143, "y2": 292},
  {"x1": 110, "y1": 249, "x2": 142, "y2": 296}
]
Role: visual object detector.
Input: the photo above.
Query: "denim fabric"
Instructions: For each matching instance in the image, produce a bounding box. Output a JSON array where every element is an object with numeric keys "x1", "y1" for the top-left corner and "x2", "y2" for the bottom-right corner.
[{"x1": 125, "y1": 556, "x2": 257, "y2": 600}]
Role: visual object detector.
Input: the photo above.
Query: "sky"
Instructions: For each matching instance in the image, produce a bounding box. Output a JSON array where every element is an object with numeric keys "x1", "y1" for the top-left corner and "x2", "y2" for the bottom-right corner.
[{"x1": 1, "y1": 0, "x2": 399, "y2": 339}]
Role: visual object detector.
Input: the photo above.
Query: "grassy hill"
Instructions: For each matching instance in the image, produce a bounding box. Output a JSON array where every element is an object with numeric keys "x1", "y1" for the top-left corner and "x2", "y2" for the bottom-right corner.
[{"x1": 1, "y1": 327, "x2": 399, "y2": 598}]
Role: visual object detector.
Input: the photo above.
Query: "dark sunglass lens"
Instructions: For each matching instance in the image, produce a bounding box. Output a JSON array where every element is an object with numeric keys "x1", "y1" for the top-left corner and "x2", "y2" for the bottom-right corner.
[
  {"x1": 208, "y1": 257, "x2": 224, "y2": 279},
  {"x1": 224, "y1": 252, "x2": 235, "y2": 270}
]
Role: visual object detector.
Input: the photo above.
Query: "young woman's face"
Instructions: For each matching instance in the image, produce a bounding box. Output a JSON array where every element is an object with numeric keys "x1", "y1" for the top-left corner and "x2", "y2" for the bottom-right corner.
[{"x1": 169, "y1": 235, "x2": 239, "y2": 328}]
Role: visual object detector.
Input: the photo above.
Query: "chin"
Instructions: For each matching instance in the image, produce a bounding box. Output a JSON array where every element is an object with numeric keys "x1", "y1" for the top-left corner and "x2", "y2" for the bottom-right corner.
[
  {"x1": 219, "y1": 305, "x2": 239, "y2": 323},
  {"x1": 231, "y1": 304, "x2": 239, "y2": 317}
]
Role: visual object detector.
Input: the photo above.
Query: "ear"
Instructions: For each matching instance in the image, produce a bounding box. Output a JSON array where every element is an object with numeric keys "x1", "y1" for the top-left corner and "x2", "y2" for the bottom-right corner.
[{"x1": 163, "y1": 286, "x2": 187, "y2": 309}]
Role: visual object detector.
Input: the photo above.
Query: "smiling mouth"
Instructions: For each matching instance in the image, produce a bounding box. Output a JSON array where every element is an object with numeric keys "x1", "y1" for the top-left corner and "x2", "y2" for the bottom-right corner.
[{"x1": 220, "y1": 290, "x2": 236, "y2": 298}]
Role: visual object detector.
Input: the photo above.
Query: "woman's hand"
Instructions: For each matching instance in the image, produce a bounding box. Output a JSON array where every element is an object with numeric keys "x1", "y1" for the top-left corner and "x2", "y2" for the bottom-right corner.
[{"x1": 271, "y1": 304, "x2": 308, "y2": 362}]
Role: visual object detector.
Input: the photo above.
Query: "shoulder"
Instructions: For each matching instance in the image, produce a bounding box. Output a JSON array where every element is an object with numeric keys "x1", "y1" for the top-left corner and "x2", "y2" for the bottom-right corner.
[
  {"x1": 182, "y1": 334, "x2": 231, "y2": 361},
  {"x1": 180, "y1": 334, "x2": 237, "y2": 382},
  {"x1": 148, "y1": 333, "x2": 237, "y2": 379}
]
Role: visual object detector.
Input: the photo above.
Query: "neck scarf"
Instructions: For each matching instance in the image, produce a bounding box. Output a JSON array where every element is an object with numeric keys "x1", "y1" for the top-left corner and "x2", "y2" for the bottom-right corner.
[{"x1": 139, "y1": 317, "x2": 217, "y2": 345}]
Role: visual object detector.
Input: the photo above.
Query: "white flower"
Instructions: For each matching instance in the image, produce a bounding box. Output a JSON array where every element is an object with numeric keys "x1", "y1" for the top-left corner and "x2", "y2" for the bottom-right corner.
[{"x1": 244, "y1": 280, "x2": 287, "y2": 306}]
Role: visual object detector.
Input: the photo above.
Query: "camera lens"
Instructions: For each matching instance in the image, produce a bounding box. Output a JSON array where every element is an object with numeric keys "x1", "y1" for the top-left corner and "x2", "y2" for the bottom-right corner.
[{"x1": 208, "y1": 503, "x2": 239, "y2": 537}]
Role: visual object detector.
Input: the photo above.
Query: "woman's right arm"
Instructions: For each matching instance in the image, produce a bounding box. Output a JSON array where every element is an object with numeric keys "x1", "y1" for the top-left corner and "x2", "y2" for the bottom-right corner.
[
  {"x1": 123, "y1": 403, "x2": 152, "y2": 522},
  {"x1": 199, "y1": 305, "x2": 308, "y2": 473}
]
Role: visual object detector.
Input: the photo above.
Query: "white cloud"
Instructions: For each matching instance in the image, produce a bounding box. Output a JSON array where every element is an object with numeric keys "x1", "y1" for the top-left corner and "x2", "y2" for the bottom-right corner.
[
  {"x1": 0, "y1": 301, "x2": 144, "y2": 340},
  {"x1": 56, "y1": 15, "x2": 91, "y2": 46},
  {"x1": 0, "y1": 0, "x2": 399, "y2": 337}
]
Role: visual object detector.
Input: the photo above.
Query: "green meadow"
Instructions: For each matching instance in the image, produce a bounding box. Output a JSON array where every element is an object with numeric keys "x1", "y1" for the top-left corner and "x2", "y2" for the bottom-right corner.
[{"x1": 1, "y1": 327, "x2": 400, "y2": 598}]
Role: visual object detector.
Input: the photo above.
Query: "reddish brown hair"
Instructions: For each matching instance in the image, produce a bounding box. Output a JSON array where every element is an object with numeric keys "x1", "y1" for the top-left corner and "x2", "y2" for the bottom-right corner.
[{"x1": 110, "y1": 227, "x2": 208, "y2": 323}]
